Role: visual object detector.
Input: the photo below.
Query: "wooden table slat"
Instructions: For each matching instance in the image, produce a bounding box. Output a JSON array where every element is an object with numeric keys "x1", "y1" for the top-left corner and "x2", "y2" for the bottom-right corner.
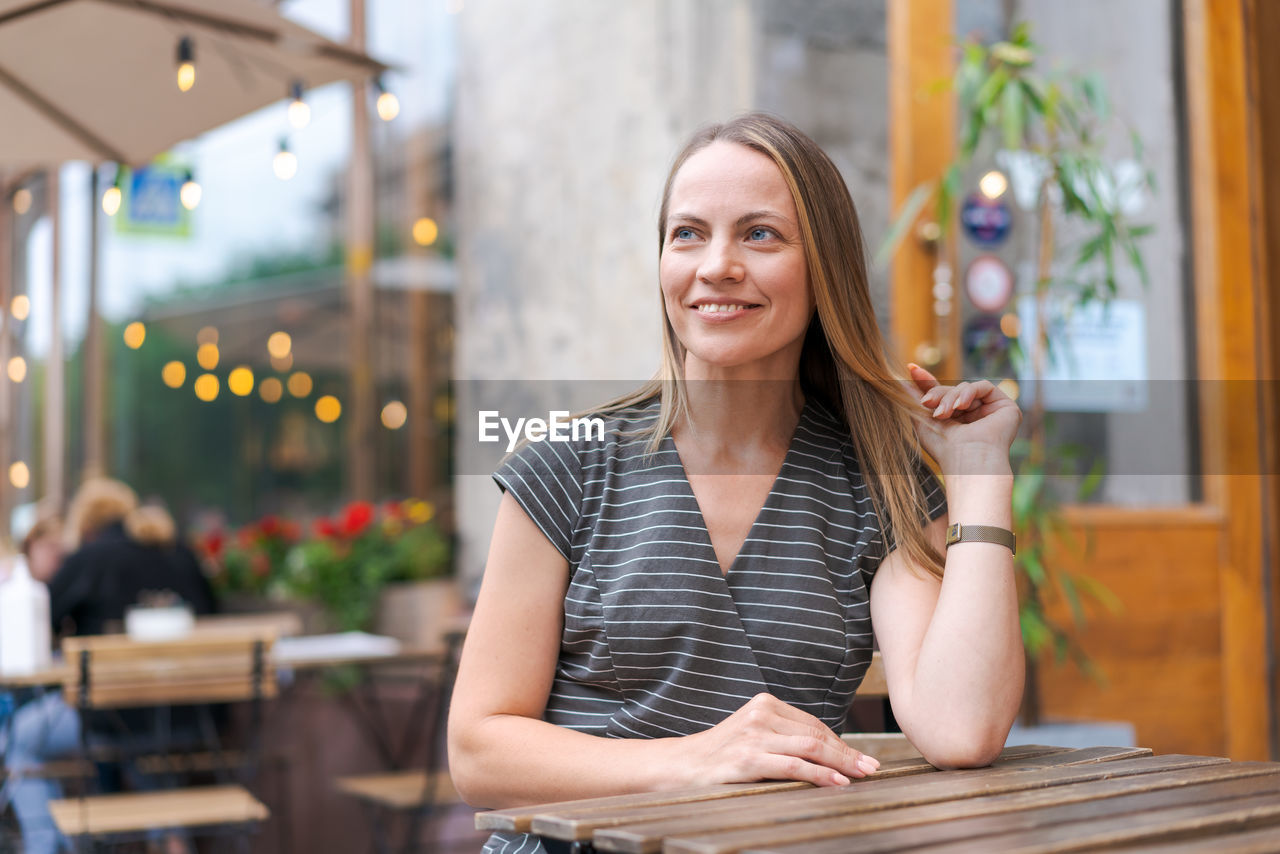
[
  {"x1": 723, "y1": 767, "x2": 1280, "y2": 854},
  {"x1": 1117, "y1": 822, "x2": 1280, "y2": 854},
  {"x1": 906, "y1": 790, "x2": 1280, "y2": 854},
  {"x1": 591, "y1": 755, "x2": 1225, "y2": 853},
  {"x1": 518, "y1": 746, "x2": 1086, "y2": 841}
]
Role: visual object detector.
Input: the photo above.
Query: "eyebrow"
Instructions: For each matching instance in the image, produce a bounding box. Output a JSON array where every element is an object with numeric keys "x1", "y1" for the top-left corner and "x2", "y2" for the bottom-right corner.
[{"x1": 667, "y1": 210, "x2": 794, "y2": 229}]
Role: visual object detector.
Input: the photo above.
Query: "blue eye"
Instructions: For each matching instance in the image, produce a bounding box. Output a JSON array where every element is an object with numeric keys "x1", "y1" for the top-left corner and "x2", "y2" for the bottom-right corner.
[
  {"x1": 748, "y1": 226, "x2": 774, "y2": 241},
  {"x1": 673, "y1": 227, "x2": 695, "y2": 241}
]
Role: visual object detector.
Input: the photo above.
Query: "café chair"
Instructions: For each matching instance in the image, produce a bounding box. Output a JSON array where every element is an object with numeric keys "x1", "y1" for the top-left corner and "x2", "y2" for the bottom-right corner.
[
  {"x1": 48, "y1": 632, "x2": 276, "y2": 853},
  {"x1": 333, "y1": 630, "x2": 464, "y2": 854}
]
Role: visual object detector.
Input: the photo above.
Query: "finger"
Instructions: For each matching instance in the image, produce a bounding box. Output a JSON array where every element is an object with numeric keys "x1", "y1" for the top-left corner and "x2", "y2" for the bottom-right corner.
[
  {"x1": 907, "y1": 363, "x2": 940, "y2": 395},
  {"x1": 754, "y1": 753, "x2": 854, "y2": 787},
  {"x1": 770, "y1": 733, "x2": 880, "y2": 780},
  {"x1": 957, "y1": 380, "x2": 996, "y2": 411},
  {"x1": 933, "y1": 384, "x2": 968, "y2": 418},
  {"x1": 741, "y1": 696, "x2": 878, "y2": 770}
]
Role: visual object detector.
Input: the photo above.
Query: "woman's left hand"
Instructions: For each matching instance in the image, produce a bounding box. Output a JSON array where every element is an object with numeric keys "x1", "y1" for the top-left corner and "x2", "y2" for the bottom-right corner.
[{"x1": 906, "y1": 363, "x2": 1021, "y2": 475}]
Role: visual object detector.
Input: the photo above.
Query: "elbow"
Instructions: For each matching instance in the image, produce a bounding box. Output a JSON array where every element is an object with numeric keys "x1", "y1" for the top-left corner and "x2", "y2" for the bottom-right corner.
[
  {"x1": 446, "y1": 717, "x2": 491, "y2": 808},
  {"x1": 919, "y1": 719, "x2": 1013, "y2": 769}
]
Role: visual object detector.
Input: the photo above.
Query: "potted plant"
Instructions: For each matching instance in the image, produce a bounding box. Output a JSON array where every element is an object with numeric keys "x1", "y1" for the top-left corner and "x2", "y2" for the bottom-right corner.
[{"x1": 883, "y1": 22, "x2": 1150, "y2": 725}]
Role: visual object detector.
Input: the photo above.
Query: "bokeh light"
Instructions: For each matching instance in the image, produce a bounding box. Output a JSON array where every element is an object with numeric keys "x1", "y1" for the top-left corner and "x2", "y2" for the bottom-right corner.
[
  {"x1": 315, "y1": 395, "x2": 341, "y2": 423},
  {"x1": 7, "y1": 356, "x2": 27, "y2": 383},
  {"x1": 196, "y1": 343, "x2": 219, "y2": 370},
  {"x1": 381, "y1": 400, "x2": 408, "y2": 429},
  {"x1": 162, "y1": 361, "x2": 187, "y2": 388},
  {"x1": 259, "y1": 377, "x2": 283, "y2": 403},
  {"x1": 287, "y1": 371, "x2": 313, "y2": 398},
  {"x1": 228, "y1": 366, "x2": 255, "y2": 397},
  {"x1": 123, "y1": 321, "x2": 146, "y2": 349},
  {"x1": 267, "y1": 331, "x2": 292, "y2": 359},
  {"x1": 9, "y1": 461, "x2": 30, "y2": 489},
  {"x1": 194, "y1": 373, "x2": 219, "y2": 402}
]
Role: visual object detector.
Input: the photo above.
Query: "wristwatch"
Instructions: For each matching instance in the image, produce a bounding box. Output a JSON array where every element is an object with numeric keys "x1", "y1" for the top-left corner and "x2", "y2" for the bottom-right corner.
[{"x1": 945, "y1": 523, "x2": 1016, "y2": 555}]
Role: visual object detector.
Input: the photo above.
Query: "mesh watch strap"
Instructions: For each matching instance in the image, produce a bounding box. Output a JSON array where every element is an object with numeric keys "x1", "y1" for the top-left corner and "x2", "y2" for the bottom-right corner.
[{"x1": 945, "y1": 523, "x2": 1016, "y2": 555}]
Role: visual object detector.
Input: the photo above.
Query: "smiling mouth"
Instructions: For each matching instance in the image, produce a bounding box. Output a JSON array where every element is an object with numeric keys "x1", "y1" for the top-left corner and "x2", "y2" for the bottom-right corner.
[{"x1": 693, "y1": 303, "x2": 761, "y2": 314}]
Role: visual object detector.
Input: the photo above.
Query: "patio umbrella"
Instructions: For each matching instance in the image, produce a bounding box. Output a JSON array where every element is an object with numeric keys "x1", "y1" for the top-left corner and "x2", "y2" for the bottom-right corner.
[{"x1": 0, "y1": 0, "x2": 388, "y2": 168}]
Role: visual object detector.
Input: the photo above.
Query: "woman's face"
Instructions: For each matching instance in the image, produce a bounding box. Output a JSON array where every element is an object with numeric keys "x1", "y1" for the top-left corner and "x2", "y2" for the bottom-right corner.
[{"x1": 660, "y1": 141, "x2": 813, "y2": 381}]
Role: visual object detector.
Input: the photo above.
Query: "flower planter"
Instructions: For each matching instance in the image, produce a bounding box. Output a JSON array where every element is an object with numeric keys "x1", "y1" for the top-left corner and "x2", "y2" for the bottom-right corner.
[{"x1": 375, "y1": 578, "x2": 462, "y2": 652}]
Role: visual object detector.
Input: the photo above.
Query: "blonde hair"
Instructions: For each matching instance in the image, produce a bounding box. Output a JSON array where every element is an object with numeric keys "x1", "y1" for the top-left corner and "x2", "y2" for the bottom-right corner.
[
  {"x1": 600, "y1": 113, "x2": 945, "y2": 578},
  {"x1": 65, "y1": 478, "x2": 176, "y2": 549}
]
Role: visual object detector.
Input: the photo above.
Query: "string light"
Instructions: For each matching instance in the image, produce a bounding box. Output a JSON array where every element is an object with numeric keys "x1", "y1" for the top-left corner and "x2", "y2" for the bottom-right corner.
[
  {"x1": 162, "y1": 361, "x2": 187, "y2": 388},
  {"x1": 180, "y1": 170, "x2": 201, "y2": 210},
  {"x1": 102, "y1": 170, "x2": 123, "y2": 217},
  {"x1": 267, "y1": 331, "x2": 292, "y2": 359},
  {"x1": 228, "y1": 366, "x2": 255, "y2": 396},
  {"x1": 10, "y1": 295, "x2": 30, "y2": 321},
  {"x1": 979, "y1": 170, "x2": 1009, "y2": 200},
  {"x1": 375, "y1": 77, "x2": 399, "y2": 121},
  {"x1": 411, "y1": 217, "x2": 438, "y2": 247},
  {"x1": 123, "y1": 321, "x2": 146, "y2": 349},
  {"x1": 259, "y1": 377, "x2": 283, "y2": 403},
  {"x1": 273, "y1": 138, "x2": 297, "y2": 181},
  {"x1": 381, "y1": 400, "x2": 407, "y2": 430},
  {"x1": 196, "y1": 343, "x2": 219, "y2": 370},
  {"x1": 288, "y1": 80, "x2": 310, "y2": 129},
  {"x1": 194, "y1": 373, "x2": 220, "y2": 402},
  {"x1": 7, "y1": 356, "x2": 26, "y2": 383},
  {"x1": 287, "y1": 371, "x2": 312, "y2": 398},
  {"x1": 315, "y1": 395, "x2": 342, "y2": 423},
  {"x1": 12, "y1": 188, "x2": 31, "y2": 214},
  {"x1": 176, "y1": 36, "x2": 196, "y2": 92}
]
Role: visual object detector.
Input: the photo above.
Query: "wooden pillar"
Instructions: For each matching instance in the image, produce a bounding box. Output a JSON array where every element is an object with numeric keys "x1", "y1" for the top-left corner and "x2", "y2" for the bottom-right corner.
[
  {"x1": 887, "y1": 0, "x2": 956, "y2": 377},
  {"x1": 346, "y1": 0, "x2": 376, "y2": 501},
  {"x1": 404, "y1": 135, "x2": 436, "y2": 500},
  {"x1": 83, "y1": 165, "x2": 105, "y2": 478},
  {"x1": 44, "y1": 168, "x2": 65, "y2": 512},
  {"x1": 1183, "y1": 0, "x2": 1274, "y2": 761},
  {"x1": 0, "y1": 173, "x2": 11, "y2": 542}
]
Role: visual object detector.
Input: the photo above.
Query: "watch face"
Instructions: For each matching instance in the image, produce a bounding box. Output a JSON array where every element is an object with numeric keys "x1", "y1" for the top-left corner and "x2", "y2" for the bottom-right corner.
[{"x1": 965, "y1": 255, "x2": 1014, "y2": 313}]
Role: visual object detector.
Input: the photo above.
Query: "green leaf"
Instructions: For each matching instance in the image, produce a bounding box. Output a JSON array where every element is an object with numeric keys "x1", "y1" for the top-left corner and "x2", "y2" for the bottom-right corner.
[
  {"x1": 975, "y1": 66, "x2": 1010, "y2": 112},
  {"x1": 1058, "y1": 571, "x2": 1087, "y2": 628},
  {"x1": 1122, "y1": 234, "x2": 1150, "y2": 288},
  {"x1": 1001, "y1": 76, "x2": 1025, "y2": 149},
  {"x1": 1019, "y1": 78, "x2": 1046, "y2": 117},
  {"x1": 1075, "y1": 574, "x2": 1123, "y2": 614},
  {"x1": 874, "y1": 181, "x2": 935, "y2": 271},
  {"x1": 1081, "y1": 72, "x2": 1110, "y2": 122},
  {"x1": 1078, "y1": 458, "x2": 1105, "y2": 500},
  {"x1": 939, "y1": 163, "x2": 963, "y2": 227},
  {"x1": 1020, "y1": 610, "x2": 1052, "y2": 656}
]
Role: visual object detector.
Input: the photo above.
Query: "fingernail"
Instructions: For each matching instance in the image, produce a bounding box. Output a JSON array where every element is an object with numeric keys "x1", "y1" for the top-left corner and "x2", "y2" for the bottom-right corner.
[
  {"x1": 933, "y1": 404, "x2": 945, "y2": 417},
  {"x1": 833, "y1": 772, "x2": 851, "y2": 785},
  {"x1": 858, "y1": 758, "x2": 877, "y2": 775},
  {"x1": 907, "y1": 362, "x2": 919, "y2": 371}
]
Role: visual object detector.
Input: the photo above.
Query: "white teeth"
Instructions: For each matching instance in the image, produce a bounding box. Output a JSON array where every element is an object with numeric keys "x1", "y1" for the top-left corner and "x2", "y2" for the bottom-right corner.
[{"x1": 697, "y1": 304, "x2": 750, "y2": 313}]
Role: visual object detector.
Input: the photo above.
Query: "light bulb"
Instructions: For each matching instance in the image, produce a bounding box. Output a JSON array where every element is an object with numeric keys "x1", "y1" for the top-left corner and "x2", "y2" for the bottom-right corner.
[
  {"x1": 979, "y1": 170, "x2": 1009, "y2": 200},
  {"x1": 176, "y1": 36, "x2": 195, "y2": 92},
  {"x1": 376, "y1": 91, "x2": 400, "y2": 121},
  {"x1": 273, "y1": 140, "x2": 297, "y2": 181},
  {"x1": 288, "y1": 81, "x2": 310, "y2": 129},
  {"x1": 180, "y1": 177, "x2": 201, "y2": 210},
  {"x1": 102, "y1": 185, "x2": 122, "y2": 216}
]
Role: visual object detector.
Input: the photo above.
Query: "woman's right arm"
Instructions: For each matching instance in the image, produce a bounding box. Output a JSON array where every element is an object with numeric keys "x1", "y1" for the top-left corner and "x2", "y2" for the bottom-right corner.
[{"x1": 446, "y1": 494, "x2": 878, "y2": 809}]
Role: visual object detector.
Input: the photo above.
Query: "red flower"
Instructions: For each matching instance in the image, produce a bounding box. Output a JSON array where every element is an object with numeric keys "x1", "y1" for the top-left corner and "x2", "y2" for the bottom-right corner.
[
  {"x1": 341, "y1": 501, "x2": 375, "y2": 537},
  {"x1": 259, "y1": 515, "x2": 282, "y2": 537},
  {"x1": 202, "y1": 531, "x2": 225, "y2": 560},
  {"x1": 237, "y1": 525, "x2": 257, "y2": 548},
  {"x1": 282, "y1": 521, "x2": 302, "y2": 542},
  {"x1": 383, "y1": 500, "x2": 403, "y2": 520},
  {"x1": 314, "y1": 518, "x2": 339, "y2": 539}
]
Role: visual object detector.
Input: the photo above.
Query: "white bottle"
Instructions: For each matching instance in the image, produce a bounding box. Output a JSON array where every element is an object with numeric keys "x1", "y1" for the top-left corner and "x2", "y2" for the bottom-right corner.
[{"x1": 0, "y1": 554, "x2": 53, "y2": 676}]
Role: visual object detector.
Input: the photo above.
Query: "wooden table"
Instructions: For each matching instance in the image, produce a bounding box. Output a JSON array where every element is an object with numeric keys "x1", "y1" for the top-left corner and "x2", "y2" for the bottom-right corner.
[{"x1": 476, "y1": 745, "x2": 1280, "y2": 853}]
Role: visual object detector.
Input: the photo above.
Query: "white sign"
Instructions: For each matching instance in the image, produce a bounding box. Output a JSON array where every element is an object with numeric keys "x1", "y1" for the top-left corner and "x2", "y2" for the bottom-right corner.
[{"x1": 1016, "y1": 298, "x2": 1147, "y2": 412}]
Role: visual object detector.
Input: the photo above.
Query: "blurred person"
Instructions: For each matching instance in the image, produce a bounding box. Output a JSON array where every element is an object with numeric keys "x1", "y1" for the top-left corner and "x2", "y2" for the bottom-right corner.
[
  {"x1": 449, "y1": 114, "x2": 1023, "y2": 854},
  {"x1": 1, "y1": 517, "x2": 76, "y2": 854},
  {"x1": 50, "y1": 478, "x2": 215, "y2": 635}
]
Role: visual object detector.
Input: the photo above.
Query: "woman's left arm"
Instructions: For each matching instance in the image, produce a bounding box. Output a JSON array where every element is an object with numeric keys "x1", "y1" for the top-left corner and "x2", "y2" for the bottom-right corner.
[{"x1": 868, "y1": 364, "x2": 1024, "y2": 768}]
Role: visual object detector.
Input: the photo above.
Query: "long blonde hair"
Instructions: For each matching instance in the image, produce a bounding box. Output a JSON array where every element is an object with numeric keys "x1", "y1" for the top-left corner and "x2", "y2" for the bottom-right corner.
[{"x1": 601, "y1": 113, "x2": 945, "y2": 578}]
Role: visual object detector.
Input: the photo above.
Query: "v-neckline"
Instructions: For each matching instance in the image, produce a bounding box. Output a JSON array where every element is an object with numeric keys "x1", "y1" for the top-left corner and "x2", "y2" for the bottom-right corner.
[{"x1": 665, "y1": 397, "x2": 811, "y2": 578}]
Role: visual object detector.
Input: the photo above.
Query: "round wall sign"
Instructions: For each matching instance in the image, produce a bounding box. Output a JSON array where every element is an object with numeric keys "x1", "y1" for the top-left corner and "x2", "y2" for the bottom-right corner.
[
  {"x1": 960, "y1": 192, "x2": 1012, "y2": 247},
  {"x1": 964, "y1": 254, "x2": 1015, "y2": 313}
]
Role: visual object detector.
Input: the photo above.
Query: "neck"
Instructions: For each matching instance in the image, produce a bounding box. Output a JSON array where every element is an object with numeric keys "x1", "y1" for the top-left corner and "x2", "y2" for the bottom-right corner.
[{"x1": 676, "y1": 375, "x2": 805, "y2": 462}]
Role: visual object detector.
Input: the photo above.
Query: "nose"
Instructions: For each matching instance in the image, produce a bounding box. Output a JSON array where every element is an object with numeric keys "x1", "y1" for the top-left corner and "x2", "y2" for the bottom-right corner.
[{"x1": 697, "y1": 235, "x2": 745, "y2": 284}]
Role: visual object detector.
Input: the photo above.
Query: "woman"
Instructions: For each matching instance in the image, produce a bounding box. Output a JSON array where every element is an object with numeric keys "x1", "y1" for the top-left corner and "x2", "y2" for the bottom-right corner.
[
  {"x1": 50, "y1": 478, "x2": 215, "y2": 636},
  {"x1": 448, "y1": 114, "x2": 1023, "y2": 853}
]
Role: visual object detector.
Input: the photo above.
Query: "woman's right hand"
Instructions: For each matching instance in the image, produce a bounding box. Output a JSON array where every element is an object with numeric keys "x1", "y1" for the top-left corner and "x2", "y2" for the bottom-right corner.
[{"x1": 677, "y1": 692, "x2": 880, "y2": 787}]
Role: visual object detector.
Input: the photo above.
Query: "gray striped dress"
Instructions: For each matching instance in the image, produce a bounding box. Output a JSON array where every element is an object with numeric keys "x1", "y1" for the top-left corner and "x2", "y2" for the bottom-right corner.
[{"x1": 484, "y1": 395, "x2": 946, "y2": 854}]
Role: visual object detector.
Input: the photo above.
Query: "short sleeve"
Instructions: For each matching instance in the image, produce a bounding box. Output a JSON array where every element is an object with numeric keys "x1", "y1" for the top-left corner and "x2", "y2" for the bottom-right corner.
[
  {"x1": 493, "y1": 438, "x2": 583, "y2": 563},
  {"x1": 883, "y1": 456, "x2": 948, "y2": 557}
]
